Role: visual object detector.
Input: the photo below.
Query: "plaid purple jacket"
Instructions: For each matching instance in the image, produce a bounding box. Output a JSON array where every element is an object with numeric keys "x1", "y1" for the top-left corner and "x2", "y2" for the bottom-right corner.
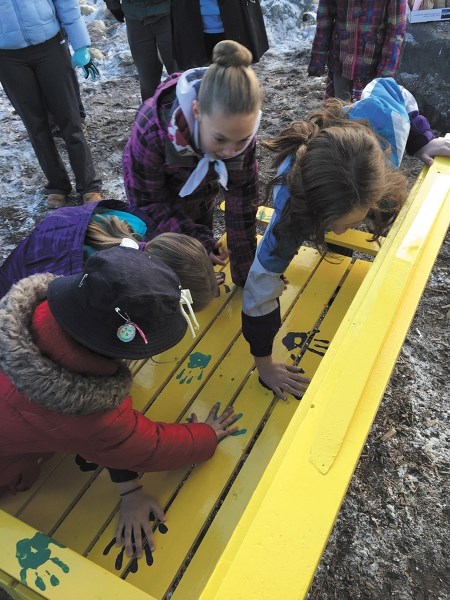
[
  {"x1": 122, "y1": 74, "x2": 259, "y2": 287},
  {"x1": 308, "y1": 0, "x2": 406, "y2": 82}
]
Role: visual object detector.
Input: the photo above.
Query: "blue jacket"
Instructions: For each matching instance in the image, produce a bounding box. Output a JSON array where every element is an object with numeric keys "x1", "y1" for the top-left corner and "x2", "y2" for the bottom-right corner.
[
  {"x1": 242, "y1": 78, "x2": 434, "y2": 357},
  {"x1": 0, "y1": 0, "x2": 90, "y2": 50}
]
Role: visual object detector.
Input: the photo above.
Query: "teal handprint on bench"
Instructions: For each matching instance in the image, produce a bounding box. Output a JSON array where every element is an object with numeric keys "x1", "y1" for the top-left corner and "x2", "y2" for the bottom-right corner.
[
  {"x1": 176, "y1": 351, "x2": 212, "y2": 384},
  {"x1": 16, "y1": 532, "x2": 69, "y2": 591}
]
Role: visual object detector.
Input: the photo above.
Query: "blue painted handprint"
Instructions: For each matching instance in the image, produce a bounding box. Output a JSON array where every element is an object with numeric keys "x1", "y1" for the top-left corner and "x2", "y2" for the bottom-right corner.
[
  {"x1": 16, "y1": 532, "x2": 69, "y2": 591},
  {"x1": 176, "y1": 352, "x2": 212, "y2": 384}
]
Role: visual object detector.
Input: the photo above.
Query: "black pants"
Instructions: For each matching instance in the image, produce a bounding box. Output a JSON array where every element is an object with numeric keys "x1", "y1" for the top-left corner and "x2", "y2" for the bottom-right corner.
[
  {"x1": 126, "y1": 15, "x2": 177, "y2": 101},
  {"x1": 0, "y1": 34, "x2": 101, "y2": 196}
]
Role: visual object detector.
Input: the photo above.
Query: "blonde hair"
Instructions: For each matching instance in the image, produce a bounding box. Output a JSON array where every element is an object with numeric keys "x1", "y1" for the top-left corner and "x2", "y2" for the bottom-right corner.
[
  {"x1": 145, "y1": 233, "x2": 218, "y2": 311},
  {"x1": 84, "y1": 219, "x2": 218, "y2": 311},
  {"x1": 198, "y1": 40, "x2": 262, "y2": 116},
  {"x1": 84, "y1": 216, "x2": 140, "y2": 250}
]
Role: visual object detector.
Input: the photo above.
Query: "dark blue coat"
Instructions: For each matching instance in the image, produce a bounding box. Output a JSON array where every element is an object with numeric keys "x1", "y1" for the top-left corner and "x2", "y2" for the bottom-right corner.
[{"x1": 0, "y1": 200, "x2": 153, "y2": 297}]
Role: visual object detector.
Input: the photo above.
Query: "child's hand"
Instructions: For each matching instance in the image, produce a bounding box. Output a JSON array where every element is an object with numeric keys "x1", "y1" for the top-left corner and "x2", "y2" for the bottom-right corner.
[
  {"x1": 255, "y1": 356, "x2": 309, "y2": 400},
  {"x1": 415, "y1": 137, "x2": 450, "y2": 166},
  {"x1": 209, "y1": 241, "x2": 229, "y2": 266},
  {"x1": 190, "y1": 402, "x2": 243, "y2": 442},
  {"x1": 116, "y1": 486, "x2": 166, "y2": 558},
  {"x1": 281, "y1": 274, "x2": 289, "y2": 291}
]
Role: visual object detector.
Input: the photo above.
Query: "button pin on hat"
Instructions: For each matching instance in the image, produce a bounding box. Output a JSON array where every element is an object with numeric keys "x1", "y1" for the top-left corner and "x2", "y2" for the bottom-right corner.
[{"x1": 115, "y1": 307, "x2": 148, "y2": 344}]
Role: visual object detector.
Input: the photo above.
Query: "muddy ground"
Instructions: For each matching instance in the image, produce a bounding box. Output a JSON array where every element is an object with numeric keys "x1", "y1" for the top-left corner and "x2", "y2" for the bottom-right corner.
[{"x1": 0, "y1": 48, "x2": 448, "y2": 600}]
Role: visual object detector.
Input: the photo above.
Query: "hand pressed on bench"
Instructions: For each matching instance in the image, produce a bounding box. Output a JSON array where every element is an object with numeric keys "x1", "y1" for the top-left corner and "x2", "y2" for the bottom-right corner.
[
  {"x1": 255, "y1": 356, "x2": 309, "y2": 401},
  {"x1": 115, "y1": 482, "x2": 166, "y2": 559},
  {"x1": 190, "y1": 402, "x2": 244, "y2": 442}
]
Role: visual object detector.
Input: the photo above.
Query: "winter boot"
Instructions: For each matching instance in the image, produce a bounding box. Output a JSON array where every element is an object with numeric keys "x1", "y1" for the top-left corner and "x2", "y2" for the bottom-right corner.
[
  {"x1": 47, "y1": 193, "x2": 67, "y2": 209},
  {"x1": 83, "y1": 192, "x2": 102, "y2": 203}
]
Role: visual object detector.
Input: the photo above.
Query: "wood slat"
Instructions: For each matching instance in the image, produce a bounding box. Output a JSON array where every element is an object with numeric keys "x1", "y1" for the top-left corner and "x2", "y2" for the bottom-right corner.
[
  {"x1": 0, "y1": 510, "x2": 156, "y2": 600},
  {"x1": 172, "y1": 260, "x2": 370, "y2": 599}
]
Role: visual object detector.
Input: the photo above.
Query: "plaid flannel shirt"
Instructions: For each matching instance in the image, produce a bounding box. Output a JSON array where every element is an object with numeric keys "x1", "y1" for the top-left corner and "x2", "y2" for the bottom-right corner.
[
  {"x1": 308, "y1": 0, "x2": 406, "y2": 83},
  {"x1": 123, "y1": 74, "x2": 258, "y2": 287}
]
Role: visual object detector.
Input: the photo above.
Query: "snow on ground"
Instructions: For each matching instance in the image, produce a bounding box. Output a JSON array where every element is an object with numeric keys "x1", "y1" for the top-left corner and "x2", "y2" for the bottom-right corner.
[{"x1": 0, "y1": 0, "x2": 317, "y2": 258}]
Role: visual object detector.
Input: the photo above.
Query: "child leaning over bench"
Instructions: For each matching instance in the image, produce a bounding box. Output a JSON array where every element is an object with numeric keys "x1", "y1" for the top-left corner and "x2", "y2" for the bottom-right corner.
[
  {"x1": 242, "y1": 77, "x2": 450, "y2": 400},
  {"x1": 0, "y1": 246, "x2": 241, "y2": 558},
  {"x1": 0, "y1": 199, "x2": 220, "y2": 303}
]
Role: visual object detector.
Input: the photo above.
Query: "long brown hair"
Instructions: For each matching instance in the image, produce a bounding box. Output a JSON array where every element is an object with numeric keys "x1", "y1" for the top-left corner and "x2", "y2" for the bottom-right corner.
[
  {"x1": 264, "y1": 99, "x2": 408, "y2": 253},
  {"x1": 145, "y1": 233, "x2": 218, "y2": 311}
]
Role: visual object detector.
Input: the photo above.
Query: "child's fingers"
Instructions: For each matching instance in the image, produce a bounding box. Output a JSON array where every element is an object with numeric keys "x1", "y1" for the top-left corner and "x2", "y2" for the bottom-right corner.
[
  {"x1": 124, "y1": 525, "x2": 134, "y2": 557},
  {"x1": 224, "y1": 425, "x2": 240, "y2": 437},
  {"x1": 219, "y1": 410, "x2": 243, "y2": 428},
  {"x1": 141, "y1": 521, "x2": 155, "y2": 552},
  {"x1": 206, "y1": 402, "x2": 221, "y2": 421},
  {"x1": 132, "y1": 526, "x2": 143, "y2": 558},
  {"x1": 227, "y1": 411, "x2": 243, "y2": 426},
  {"x1": 151, "y1": 503, "x2": 166, "y2": 524},
  {"x1": 115, "y1": 521, "x2": 124, "y2": 547}
]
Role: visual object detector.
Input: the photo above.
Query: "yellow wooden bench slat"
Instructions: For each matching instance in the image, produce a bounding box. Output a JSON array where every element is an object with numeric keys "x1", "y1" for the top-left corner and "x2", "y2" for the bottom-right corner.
[
  {"x1": 0, "y1": 571, "x2": 43, "y2": 600},
  {"x1": 172, "y1": 259, "x2": 370, "y2": 600},
  {"x1": 198, "y1": 158, "x2": 449, "y2": 599},
  {"x1": 0, "y1": 455, "x2": 65, "y2": 518}
]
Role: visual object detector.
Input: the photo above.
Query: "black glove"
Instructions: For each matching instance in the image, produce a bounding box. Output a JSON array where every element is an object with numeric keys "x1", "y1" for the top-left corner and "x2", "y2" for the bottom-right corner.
[
  {"x1": 110, "y1": 8, "x2": 125, "y2": 22},
  {"x1": 82, "y1": 59, "x2": 100, "y2": 80}
]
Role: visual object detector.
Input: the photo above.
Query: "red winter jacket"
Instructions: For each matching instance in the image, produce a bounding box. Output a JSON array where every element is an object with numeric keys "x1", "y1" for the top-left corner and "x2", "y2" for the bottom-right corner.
[{"x1": 0, "y1": 274, "x2": 217, "y2": 493}]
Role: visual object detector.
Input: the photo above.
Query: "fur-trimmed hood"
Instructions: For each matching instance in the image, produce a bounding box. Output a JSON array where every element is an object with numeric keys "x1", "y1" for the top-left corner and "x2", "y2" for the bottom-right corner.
[{"x1": 0, "y1": 274, "x2": 132, "y2": 415}]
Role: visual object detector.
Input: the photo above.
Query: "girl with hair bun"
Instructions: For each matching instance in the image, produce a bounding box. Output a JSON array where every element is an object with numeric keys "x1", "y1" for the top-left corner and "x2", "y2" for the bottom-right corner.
[{"x1": 123, "y1": 39, "x2": 262, "y2": 288}]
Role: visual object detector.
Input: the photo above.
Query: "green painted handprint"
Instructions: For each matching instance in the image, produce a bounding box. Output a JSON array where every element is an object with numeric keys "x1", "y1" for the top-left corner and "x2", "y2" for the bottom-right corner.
[
  {"x1": 176, "y1": 352, "x2": 212, "y2": 384},
  {"x1": 16, "y1": 532, "x2": 69, "y2": 591}
]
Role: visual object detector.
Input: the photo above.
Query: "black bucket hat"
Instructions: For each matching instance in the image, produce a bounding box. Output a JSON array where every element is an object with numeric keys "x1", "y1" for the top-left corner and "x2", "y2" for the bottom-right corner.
[{"x1": 47, "y1": 246, "x2": 187, "y2": 359}]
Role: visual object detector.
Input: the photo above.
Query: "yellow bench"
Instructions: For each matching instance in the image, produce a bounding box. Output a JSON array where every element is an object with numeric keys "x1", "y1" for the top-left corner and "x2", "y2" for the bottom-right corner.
[{"x1": 1, "y1": 149, "x2": 449, "y2": 600}]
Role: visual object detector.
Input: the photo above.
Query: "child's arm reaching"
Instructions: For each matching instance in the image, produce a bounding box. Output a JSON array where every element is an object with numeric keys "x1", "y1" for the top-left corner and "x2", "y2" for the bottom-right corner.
[
  {"x1": 242, "y1": 165, "x2": 309, "y2": 399},
  {"x1": 414, "y1": 137, "x2": 450, "y2": 166},
  {"x1": 102, "y1": 403, "x2": 242, "y2": 558}
]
